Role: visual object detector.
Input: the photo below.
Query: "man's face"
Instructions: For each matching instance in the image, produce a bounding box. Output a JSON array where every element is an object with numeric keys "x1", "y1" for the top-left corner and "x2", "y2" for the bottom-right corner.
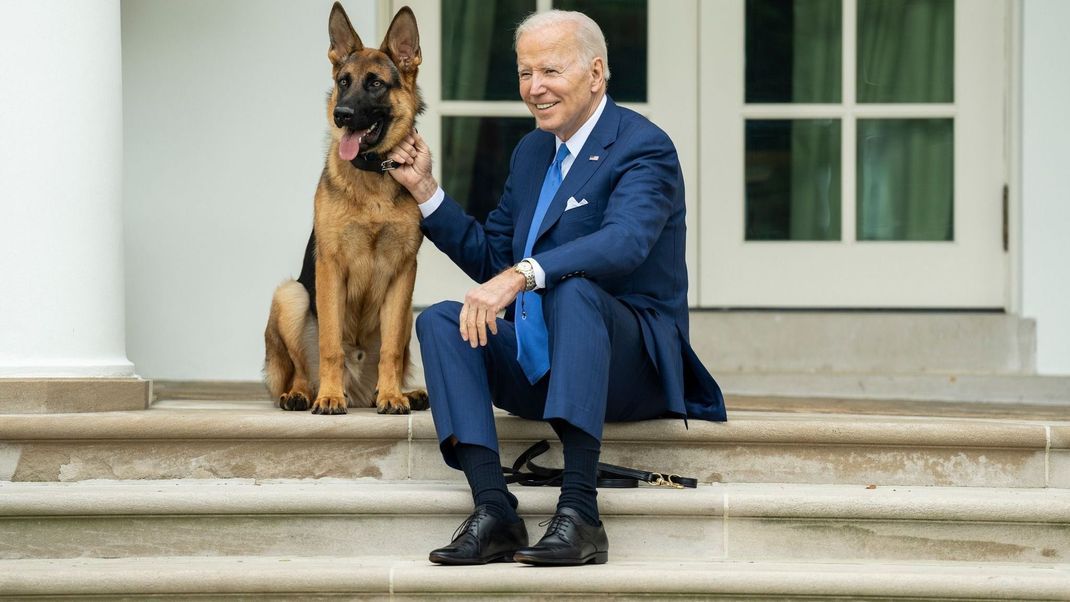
[{"x1": 516, "y1": 25, "x2": 603, "y2": 141}]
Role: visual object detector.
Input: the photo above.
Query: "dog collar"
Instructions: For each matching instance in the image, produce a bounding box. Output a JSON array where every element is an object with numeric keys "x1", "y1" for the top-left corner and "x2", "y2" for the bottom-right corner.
[{"x1": 350, "y1": 152, "x2": 398, "y2": 174}]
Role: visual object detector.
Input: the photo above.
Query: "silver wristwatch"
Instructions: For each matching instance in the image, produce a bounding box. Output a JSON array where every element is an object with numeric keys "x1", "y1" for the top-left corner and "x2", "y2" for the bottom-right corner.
[{"x1": 513, "y1": 259, "x2": 537, "y2": 292}]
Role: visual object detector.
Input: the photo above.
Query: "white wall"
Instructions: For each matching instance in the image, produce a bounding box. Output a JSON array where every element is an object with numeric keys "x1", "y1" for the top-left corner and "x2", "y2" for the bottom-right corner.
[
  {"x1": 122, "y1": 0, "x2": 378, "y2": 380},
  {"x1": 1022, "y1": 0, "x2": 1070, "y2": 375}
]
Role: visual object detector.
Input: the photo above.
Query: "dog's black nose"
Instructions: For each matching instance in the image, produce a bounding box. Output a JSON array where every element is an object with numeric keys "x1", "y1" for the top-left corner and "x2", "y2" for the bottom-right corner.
[{"x1": 333, "y1": 106, "x2": 354, "y2": 128}]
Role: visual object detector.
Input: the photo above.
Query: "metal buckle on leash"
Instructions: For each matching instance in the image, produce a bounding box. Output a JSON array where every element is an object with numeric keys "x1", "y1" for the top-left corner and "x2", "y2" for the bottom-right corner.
[
  {"x1": 380, "y1": 159, "x2": 398, "y2": 171},
  {"x1": 650, "y1": 473, "x2": 685, "y2": 489}
]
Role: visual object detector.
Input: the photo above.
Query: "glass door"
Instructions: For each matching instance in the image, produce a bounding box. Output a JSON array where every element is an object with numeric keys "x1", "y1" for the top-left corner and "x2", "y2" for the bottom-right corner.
[
  {"x1": 699, "y1": 0, "x2": 1007, "y2": 307},
  {"x1": 400, "y1": 0, "x2": 701, "y2": 306}
]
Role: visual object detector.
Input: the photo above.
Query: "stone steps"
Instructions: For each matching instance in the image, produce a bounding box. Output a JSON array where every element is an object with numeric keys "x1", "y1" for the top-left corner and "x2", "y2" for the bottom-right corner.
[
  {"x1": 4, "y1": 392, "x2": 1069, "y2": 599},
  {"x1": 2, "y1": 403, "x2": 1067, "y2": 487},
  {"x1": 0, "y1": 556, "x2": 1067, "y2": 600},
  {"x1": 1, "y1": 479, "x2": 1067, "y2": 565}
]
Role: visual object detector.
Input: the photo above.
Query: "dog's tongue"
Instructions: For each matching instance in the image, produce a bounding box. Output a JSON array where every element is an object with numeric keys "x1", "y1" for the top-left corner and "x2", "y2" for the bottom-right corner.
[
  {"x1": 338, "y1": 131, "x2": 363, "y2": 161},
  {"x1": 339, "y1": 124, "x2": 377, "y2": 161}
]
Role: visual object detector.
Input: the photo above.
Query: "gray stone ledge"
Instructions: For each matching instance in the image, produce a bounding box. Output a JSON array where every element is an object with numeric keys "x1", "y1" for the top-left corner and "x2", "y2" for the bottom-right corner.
[
  {"x1": 0, "y1": 408, "x2": 1055, "y2": 449},
  {"x1": 0, "y1": 556, "x2": 1066, "y2": 599},
  {"x1": 474, "y1": 411, "x2": 1055, "y2": 448},
  {"x1": 721, "y1": 482, "x2": 1070, "y2": 522},
  {"x1": 0, "y1": 378, "x2": 150, "y2": 414},
  {"x1": 689, "y1": 311, "x2": 1037, "y2": 376},
  {"x1": 720, "y1": 372, "x2": 1070, "y2": 405},
  {"x1": 1052, "y1": 426, "x2": 1070, "y2": 448},
  {"x1": 1, "y1": 480, "x2": 1066, "y2": 523},
  {"x1": 0, "y1": 480, "x2": 717, "y2": 517}
]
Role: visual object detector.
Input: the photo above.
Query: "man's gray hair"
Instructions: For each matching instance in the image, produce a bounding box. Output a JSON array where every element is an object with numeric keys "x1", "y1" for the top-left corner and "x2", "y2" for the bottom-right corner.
[{"x1": 514, "y1": 10, "x2": 611, "y2": 82}]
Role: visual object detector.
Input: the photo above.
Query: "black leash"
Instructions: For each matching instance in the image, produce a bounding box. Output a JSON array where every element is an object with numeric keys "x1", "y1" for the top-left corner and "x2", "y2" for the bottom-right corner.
[{"x1": 502, "y1": 440, "x2": 698, "y2": 489}]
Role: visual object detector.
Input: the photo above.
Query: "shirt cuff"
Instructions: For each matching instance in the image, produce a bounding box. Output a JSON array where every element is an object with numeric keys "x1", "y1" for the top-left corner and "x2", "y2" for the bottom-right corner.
[
  {"x1": 418, "y1": 186, "x2": 446, "y2": 218},
  {"x1": 525, "y1": 257, "x2": 547, "y2": 289}
]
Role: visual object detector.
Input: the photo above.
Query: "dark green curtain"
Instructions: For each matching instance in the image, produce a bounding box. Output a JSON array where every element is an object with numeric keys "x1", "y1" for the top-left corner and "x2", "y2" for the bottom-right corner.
[
  {"x1": 441, "y1": 1, "x2": 497, "y2": 206},
  {"x1": 858, "y1": 119, "x2": 953, "y2": 241},
  {"x1": 856, "y1": 0, "x2": 954, "y2": 241},
  {"x1": 790, "y1": 120, "x2": 841, "y2": 240},
  {"x1": 789, "y1": 0, "x2": 842, "y2": 240}
]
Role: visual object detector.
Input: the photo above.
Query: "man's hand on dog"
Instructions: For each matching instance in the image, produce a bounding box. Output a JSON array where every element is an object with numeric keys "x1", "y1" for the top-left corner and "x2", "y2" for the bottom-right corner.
[
  {"x1": 460, "y1": 270, "x2": 527, "y2": 348},
  {"x1": 390, "y1": 131, "x2": 525, "y2": 348},
  {"x1": 388, "y1": 132, "x2": 438, "y2": 203}
]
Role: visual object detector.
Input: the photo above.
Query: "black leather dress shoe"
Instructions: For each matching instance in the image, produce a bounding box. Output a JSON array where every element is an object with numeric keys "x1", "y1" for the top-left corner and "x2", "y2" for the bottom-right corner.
[
  {"x1": 428, "y1": 505, "x2": 528, "y2": 565},
  {"x1": 513, "y1": 507, "x2": 608, "y2": 566}
]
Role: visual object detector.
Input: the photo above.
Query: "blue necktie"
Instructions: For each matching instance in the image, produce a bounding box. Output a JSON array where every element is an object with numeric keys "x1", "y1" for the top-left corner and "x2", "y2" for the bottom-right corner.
[{"x1": 515, "y1": 143, "x2": 570, "y2": 384}]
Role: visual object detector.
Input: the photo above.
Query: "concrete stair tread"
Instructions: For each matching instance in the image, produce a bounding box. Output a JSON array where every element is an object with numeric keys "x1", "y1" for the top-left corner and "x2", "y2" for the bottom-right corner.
[
  {"x1": 151, "y1": 374, "x2": 1070, "y2": 421},
  {"x1": 5, "y1": 479, "x2": 1066, "y2": 565},
  {"x1": 4, "y1": 404, "x2": 1067, "y2": 442},
  {"x1": 1, "y1": 555, "x2": 1067, "y2": 599},
  {"x1": 4, "y1": 405, "x2": 1068, "y2": 487},
  {"x1": 720, "y1": 372, "x2": 1070, "y2": 405},
  {"x1": 147, "y1": 398, "x2": 1070, "y2": 425},
  {"x1": 2, "y1": 479, "x2": 1069, "y2": 522}
]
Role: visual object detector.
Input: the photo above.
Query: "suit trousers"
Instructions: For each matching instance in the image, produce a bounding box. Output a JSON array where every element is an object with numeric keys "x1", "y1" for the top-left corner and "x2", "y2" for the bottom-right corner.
[{"x1": 416, "y1": 277, "x2": 669, "y2": 470}]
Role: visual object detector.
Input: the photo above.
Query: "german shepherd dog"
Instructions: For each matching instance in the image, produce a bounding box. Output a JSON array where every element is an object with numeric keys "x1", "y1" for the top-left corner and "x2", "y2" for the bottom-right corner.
[{"x1": 263, "y1": 3, "x2": 428, "y2": 415}]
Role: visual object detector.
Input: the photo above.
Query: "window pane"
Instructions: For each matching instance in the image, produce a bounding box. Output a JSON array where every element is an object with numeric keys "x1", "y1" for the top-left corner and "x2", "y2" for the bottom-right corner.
[
  {"x1": 442, "y1": 116, "x2": 535, "y2": 223},
  {"x1": 746, "y1": 119, "x2": 842, "y2": 241},
  {"x1": 442, "y1": 0, "x2": 535, "y2": 101},
  {"x1": 746, "y1": 0, "x2": 842, "y2": 104},
  {"x1": 554, "y1": 0, "x2": 647, "y2": 102},
  {"x1": 857, "y1": 0, "x2": 953, "y2": 103},
  {"x1": 857, "y1": 119, "x2": 953, "y2": 241}
]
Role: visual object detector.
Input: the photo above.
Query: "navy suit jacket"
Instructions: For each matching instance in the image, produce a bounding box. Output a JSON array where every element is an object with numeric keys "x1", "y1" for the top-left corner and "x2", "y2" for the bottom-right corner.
[{"x1": 422, "y1": 97, "x2": 726, "y2": 423}]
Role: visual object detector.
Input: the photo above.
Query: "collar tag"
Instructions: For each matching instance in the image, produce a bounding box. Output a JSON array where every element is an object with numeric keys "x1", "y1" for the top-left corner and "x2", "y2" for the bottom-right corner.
[{"x1": 350, "y1": 152, "x2": 393, "y2": 174}]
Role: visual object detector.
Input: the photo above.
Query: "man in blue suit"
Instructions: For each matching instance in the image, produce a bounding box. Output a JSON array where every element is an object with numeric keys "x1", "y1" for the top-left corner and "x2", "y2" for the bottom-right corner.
[{"x1": 387, "y1": 9, "x2": 726, "y2": 566}]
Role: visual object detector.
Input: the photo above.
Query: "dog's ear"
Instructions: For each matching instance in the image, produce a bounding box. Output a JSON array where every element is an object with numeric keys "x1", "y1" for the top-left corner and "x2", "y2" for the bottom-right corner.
[
  {"x1": 328, "y1": 2, "x2": 364, "y2": 65},
  {"x1": 381, "y1": 6, "x2": 421, "y2": 71}
]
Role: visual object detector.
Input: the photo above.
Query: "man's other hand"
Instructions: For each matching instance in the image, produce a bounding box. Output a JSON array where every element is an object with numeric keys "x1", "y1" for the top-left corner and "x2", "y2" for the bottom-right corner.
[
  {"x1": 387, "y1": 132, "x2": 438, "y2": 203},
  {"x1": 460, "y1": 269, "x2": 527, "y2": 348}
]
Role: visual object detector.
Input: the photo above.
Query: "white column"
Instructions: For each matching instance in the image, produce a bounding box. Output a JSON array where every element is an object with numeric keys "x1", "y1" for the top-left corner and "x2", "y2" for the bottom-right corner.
[{"x1": 0, "y1": 0, "x2": 133, "y2": 378}]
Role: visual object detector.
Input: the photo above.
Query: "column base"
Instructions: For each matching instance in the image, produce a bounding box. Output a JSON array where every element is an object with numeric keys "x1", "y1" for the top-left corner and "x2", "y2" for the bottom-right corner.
[{"x1": 0, "y1": 378, "x2": 151, "y2": 414}]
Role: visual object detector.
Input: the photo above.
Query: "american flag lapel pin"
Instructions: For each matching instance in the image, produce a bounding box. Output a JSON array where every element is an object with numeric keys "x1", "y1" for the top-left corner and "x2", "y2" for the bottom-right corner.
[{"x1": 589, "y1": 155, "x2": 600, "y2": 161}]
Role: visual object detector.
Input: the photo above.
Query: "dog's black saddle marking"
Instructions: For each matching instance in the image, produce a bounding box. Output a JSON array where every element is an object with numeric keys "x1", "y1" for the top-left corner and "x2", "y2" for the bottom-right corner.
[{"x1": 297, "y1": 230, "x2": 318, "y2": 316}]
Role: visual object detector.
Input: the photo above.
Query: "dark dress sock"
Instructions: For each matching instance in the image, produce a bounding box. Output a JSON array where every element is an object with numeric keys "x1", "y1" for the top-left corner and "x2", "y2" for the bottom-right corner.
[
  {"x1": 550, "y1": 419, "x2": 601, "y2": 526},
  {"x1": 454, "y1": 443, "x2": 520, "y2": 523}
]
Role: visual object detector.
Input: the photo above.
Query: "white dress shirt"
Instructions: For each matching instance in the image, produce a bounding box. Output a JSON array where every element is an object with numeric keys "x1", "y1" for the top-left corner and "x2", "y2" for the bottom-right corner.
[{"x1": 419, "y1": 94, "x2": 608, "y2": 289}]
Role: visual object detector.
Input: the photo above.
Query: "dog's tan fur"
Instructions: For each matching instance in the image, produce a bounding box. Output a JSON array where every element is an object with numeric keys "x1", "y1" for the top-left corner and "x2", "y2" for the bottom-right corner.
[{"x1": 264, "y1": 3, "x2": 427, "y2": 415}]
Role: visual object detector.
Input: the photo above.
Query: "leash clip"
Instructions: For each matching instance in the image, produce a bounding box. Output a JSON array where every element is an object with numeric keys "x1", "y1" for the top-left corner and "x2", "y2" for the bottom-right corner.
[
  {"x1": 651, "y1": 473, "x2": 685, "y2": 489},
  {"x1": 380, "y1": 159, "x2": 398, "y2": 171}
]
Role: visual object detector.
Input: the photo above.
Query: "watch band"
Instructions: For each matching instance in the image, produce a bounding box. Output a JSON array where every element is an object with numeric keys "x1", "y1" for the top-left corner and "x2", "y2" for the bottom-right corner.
[{"x1": 514, "y1": 260, "x2": 536, "y2": 292}]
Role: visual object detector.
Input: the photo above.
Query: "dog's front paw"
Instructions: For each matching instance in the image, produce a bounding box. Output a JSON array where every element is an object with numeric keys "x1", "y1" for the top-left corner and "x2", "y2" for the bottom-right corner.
[
  {"x1": 376, "y1": 391, "x2": 411, "y2": 415},
  {"x1": 279, "y1": 391, "x2": 311, "y2": 411},
  {"x1": 311, "y1": 394, "x2": 348, "y2": 415},
  {"x1": 404, "y1": 389, "x2": 429, "y2": 411}
]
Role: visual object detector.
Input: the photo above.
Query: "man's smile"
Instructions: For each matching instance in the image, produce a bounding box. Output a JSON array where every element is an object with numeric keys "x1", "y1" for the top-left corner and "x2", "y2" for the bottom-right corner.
[{"x1": 533, "y1": 102, "x2": 559, "y2": 110}]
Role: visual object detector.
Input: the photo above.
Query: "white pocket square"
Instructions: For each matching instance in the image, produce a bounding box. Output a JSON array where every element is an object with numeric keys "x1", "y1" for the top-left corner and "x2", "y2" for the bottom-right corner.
[{"x1": 565, "y1": 197, "x2": 589, "y2": 211}]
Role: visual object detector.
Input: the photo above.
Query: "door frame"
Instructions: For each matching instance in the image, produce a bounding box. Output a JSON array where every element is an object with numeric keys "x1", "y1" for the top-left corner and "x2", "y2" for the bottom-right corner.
[{"x1": 698, "y1": 0, "x2": 1010, "y2": 309}]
